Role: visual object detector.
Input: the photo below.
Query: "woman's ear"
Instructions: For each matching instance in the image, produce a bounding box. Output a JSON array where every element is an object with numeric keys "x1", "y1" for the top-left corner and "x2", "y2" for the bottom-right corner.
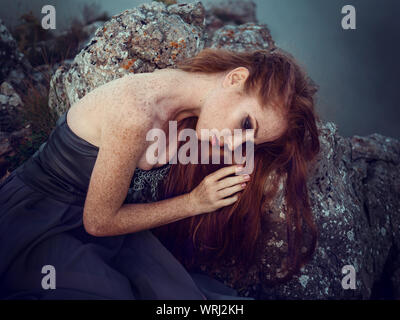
[{"x1": 223, "y1": 67, "x2": 249, "y2": 88}]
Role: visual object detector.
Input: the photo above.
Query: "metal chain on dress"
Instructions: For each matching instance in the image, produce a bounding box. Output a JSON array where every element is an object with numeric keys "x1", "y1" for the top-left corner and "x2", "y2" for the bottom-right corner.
[{"x1": 128, "y1": 164, "x2": 171, "y2": 202}]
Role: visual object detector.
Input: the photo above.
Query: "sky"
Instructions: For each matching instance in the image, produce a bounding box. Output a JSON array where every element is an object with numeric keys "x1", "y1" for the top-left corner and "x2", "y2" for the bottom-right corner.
[{"x1": 1, "y1": 0, "x2": 399, "y2": 138}]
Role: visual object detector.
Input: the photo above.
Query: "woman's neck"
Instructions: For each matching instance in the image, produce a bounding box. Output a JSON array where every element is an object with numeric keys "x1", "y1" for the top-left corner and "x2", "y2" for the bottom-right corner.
[{"x1": 151, "y1": 68, "x2": 222, "y2": 123}]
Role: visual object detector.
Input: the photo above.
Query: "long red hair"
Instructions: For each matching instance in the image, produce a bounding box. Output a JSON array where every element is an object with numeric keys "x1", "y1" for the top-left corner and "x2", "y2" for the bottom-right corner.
[{"x1": 152, "y1": 48, "x2": 320, "y2": 284}]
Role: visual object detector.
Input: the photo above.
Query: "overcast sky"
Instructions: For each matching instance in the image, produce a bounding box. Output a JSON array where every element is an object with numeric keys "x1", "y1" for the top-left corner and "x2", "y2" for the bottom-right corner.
[{"x1": 1, "y1": 0, "x2": 399, "y2": 138}]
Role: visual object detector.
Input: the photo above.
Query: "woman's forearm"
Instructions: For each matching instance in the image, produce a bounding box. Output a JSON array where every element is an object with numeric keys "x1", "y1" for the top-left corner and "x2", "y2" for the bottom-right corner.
[
  {"x1": 89, "y1": 193, "x2": 199, "y2": 236},
  {"x1": 84, "y1": 165, "x2": 245, "y2": 237}
]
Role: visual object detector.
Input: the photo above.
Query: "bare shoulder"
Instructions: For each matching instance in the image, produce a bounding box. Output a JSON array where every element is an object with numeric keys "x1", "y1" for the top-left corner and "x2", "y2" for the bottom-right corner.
[
  {"x1": 101, "y1": 74, "x2": 155, "y2": 129},
  {"x1": 67, "y1": 73, "x2": 156, "y2": 147}
]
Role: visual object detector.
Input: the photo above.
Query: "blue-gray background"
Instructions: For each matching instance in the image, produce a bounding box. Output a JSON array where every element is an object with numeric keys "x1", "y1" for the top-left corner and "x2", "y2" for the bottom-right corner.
[{"x1": 1, "y1": 0, "x2": 399, "y2": 138}]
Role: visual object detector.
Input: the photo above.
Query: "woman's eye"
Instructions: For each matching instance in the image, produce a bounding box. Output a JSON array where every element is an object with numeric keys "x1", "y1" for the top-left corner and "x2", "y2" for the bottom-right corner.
[{"x1": 242, "y1": 116, "x2": 253, "y2": 130}]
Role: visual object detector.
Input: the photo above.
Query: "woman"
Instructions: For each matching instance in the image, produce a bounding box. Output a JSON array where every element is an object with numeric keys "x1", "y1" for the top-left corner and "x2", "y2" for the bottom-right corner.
[
  {"x1": 154, "y1": 48, "x2": 320, "y2": 287},
  {"x1": 0, "y1": 48, "x2": 319, "y2": 299}
]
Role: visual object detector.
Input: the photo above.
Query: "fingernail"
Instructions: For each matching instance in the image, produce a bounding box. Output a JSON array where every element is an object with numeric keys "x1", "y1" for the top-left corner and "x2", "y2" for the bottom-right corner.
[
  {"x1": 236, "y1": 166, "x2": 243, "y2": 172},
  {"x1": 241, "y1": 183, "x2": 246, "y2": 187},
  {"x1": 243, "y1": 174, "x2": 250, "y2": 180}
]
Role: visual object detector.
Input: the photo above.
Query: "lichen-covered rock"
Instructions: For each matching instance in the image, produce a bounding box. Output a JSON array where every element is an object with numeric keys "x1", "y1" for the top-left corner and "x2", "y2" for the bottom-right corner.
[
  {"x1": 0, "y1": 126, "x2": 32, "y2": 179},
  {"x1": 210, "y1": 22, "x2": 276, "y2": 52},
  {"x1": 48, "y1": 1, "x2": 206, "y2": 116},
  {"x1": 205, "y1": 0, "x2": 257, "y2": 24},
  {"x1": 0, "y1": 19, "x2": 32, "y2": 88},
  {"x1": 30, "y1": 60, "x2": 73, "y2": 88},
  {"x1": 204, "y1": 0, "x2": 258, "y2": 45},
  {"x1": 77, "y1": 21, "x2": 106, "y2": 53},
  {"x1": 262, "y1": 125, "x2": 398, "y2": 299},
  {"x1": 46, "y1": 0, "x2": 400, "y2": 299},
  {"x1": 0, "y1": 81, "x2": 32, "y2": 179},
  {"x1": 0, "y1": 82, "x2": 23, "y2": 132}
]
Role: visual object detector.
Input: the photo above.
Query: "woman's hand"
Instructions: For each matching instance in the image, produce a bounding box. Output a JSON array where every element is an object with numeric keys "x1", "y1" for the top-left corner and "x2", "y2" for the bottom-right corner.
[{"x1": 188, "y1": 165, "x2": 250, "y2": 215}]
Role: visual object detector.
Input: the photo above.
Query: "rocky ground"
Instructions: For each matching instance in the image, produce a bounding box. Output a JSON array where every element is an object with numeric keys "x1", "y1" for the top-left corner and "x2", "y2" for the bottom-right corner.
[{"x1": 0, "y1": 0, "x2": 399, "y2": 299}]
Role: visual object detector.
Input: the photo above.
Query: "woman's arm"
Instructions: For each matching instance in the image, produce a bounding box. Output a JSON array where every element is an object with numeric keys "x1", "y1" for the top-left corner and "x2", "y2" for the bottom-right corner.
[
  {"x1": 85, "y1": 164, "x2": 248, "y2": 237},
  {"x1": 92, "y1": 193, "x2": 194, "y2": 236},
  {"x1": 81, "y1": 82, "x2": 157, "y2": 236}
]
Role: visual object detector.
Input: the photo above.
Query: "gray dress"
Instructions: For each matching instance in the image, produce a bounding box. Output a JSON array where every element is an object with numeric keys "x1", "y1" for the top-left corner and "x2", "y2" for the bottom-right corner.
[{"x1": 0, "y1": 111, "x2": 252, "y2": 300}]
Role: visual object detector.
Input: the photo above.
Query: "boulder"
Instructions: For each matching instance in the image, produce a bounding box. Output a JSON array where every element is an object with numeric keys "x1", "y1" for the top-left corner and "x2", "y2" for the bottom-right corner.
[
  {"x1": 0, "y1": 82, "x2": 23, "y2": 133},
  {"x1": 77, "y1": 21, "x2": 106, "y2": 52},
  {"x1": 0, "y1": 81, "x2": 33, "y2": 180},
  {"x1": 204, "y1": 0, "x2": 258, "y2": 46},
  {"x1": 0, "y1": 19, "x2": 32, "y2": 88},
  {"x1": 46, "y1": 0, "x2": 400, "y2": 299},
  {"x1": 48, "y1": 1, "x2": 206, "y2": 116},
  {"x1": 210, "y1": 22, "x2": 276, "y2": 52}
]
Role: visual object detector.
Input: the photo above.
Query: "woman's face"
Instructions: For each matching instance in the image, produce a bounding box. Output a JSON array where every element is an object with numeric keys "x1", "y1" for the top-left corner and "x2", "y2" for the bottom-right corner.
[{"x1": 196, "y1": 67, "x2": 288, "y2": 150}]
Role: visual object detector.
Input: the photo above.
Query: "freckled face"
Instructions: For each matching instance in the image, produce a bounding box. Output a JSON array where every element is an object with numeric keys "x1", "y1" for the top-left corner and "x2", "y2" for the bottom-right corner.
[{"x1": 196, "y1": 85, "x2": 287, "y2": 149}]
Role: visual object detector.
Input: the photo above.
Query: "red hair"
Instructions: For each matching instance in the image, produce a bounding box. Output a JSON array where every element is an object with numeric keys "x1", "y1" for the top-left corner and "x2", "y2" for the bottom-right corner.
[{"x1": 152, "y1": 48, "x2": 320, "y2": 284}]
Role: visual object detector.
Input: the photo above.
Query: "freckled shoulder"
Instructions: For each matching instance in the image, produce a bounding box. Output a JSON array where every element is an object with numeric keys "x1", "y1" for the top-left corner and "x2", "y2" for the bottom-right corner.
[{"x1": 99, "y1": 74, "x2": 156, "y2": 133}]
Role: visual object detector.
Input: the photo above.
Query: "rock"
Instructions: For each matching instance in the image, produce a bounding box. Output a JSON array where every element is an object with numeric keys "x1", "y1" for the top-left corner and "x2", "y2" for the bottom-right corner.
[
  {"x1": 48, "y1": 1, "x2": 206, "y2": 116},
  {"x1": 210, "y1": 22, "x2": 276, "y2": 52},
  {"x1": 77, "y1": 21, "x2": 106, "y2": 53},
  {"x1": 205, "y1": 0, "x2": 257, "y2": 24},
  {"x1": 0, "y1": 126, "x2": 32, "y2": 180},
  {"x1": 0, "y1": 131, "x2": 12, "y2": 156},
  {"x1": 46, "y1": 0, "x2": 400, "y2": 299},
  {"x1": 31, "y1": 60, "x2": 73, "y2": 87},
  {"x1": 0, "y1": 81, "x2": 32, "y2": 180},
  {"x1": 0, "y1": 82, "x2": 23, "y2": 132},
  {"x1": 167, "y1": 2, "x2": 205, "y2": 29},
  {"x1": 262, "y1": 125, "x2": 399, "y2": 299},
  {"x1": 0, "y1": 131, "x2": 12, "y2": 178},
  {"x1": 0, "y1": 19, "x2": 32, "y2": 88},
  {"x1": 204, "y1": 0, "x2": 258, "y2": 45}
]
